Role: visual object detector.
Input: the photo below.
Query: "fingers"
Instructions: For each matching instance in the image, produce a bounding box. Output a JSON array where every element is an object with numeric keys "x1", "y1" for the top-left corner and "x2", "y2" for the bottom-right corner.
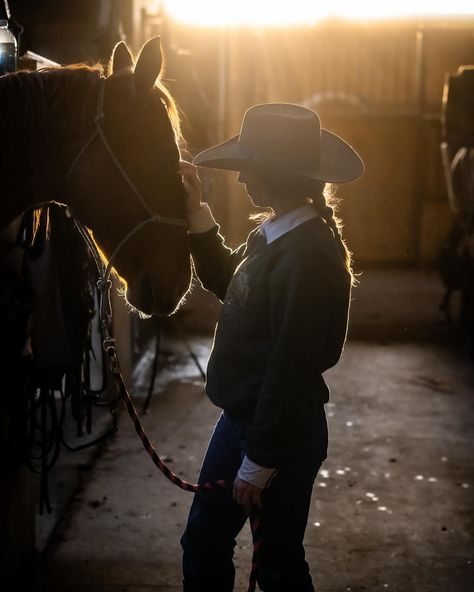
[
  {"x1": 233, "y1": 477, "x2": 263, "y2": 515},
  {"x1": 180, "y1": 160, "x2": 198, "y2": 181},
  {"x1": 180, "y1": 160, "x2": 199, "y2": 178},
  {"x1": 179, "y1": 160, "x2": 202, "y2": 213}
]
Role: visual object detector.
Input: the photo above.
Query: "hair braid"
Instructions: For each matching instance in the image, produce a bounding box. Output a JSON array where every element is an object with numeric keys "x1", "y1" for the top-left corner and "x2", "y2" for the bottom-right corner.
[{"x1": 311, "y1": 185, "x2": 354, "y2": 282}]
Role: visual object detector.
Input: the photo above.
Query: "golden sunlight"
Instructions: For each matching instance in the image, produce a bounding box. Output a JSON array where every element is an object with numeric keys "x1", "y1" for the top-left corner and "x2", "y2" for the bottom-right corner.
[{"x1": 157, "y1": 0, "x2": 474, "y2": 26}]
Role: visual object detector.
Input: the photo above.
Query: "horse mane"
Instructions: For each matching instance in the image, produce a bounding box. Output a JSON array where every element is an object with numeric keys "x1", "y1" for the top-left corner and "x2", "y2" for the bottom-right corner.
[
  {"x1": 0, "y1": 60, "x2": 182, "y2": 145},
  {"x1": 0, "y1": 65, "x2": 102, "y2": 170}
]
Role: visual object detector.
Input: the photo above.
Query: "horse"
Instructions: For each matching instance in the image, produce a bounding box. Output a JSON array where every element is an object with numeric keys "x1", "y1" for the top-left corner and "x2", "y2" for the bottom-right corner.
[{"x1": 0, "y1": 36, "x2": 192, "y2": 317}]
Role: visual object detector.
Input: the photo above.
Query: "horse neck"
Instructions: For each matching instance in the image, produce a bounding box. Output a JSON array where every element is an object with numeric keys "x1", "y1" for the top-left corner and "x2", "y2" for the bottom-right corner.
[{"x1": 0, "y1": 68, "x2": 100, "y2": 228}]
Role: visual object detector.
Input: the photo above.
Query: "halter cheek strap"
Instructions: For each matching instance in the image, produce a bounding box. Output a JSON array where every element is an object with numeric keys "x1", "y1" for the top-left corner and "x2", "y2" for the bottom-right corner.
[
  {"x1": 92, "y1": 80, "x2": 187, "y2": 225},
  {"x1": 66, "y1": 76, "x2": 188, "y2": 290}
]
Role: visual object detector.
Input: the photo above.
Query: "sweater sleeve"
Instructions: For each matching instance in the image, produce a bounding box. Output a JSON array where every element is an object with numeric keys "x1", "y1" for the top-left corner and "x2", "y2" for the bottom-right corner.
[
  {"x1": 246, "y1": 251, "x2": 341, "y2": 467},
  {"x1": 188, "y1": 208, "x2": 249, "y2": 302}
]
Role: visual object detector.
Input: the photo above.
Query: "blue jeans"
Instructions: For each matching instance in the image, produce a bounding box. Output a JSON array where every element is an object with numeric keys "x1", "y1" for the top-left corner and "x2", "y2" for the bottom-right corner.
[{"x1": 181, "y1": 409, "x2": 328, "y2": 591}]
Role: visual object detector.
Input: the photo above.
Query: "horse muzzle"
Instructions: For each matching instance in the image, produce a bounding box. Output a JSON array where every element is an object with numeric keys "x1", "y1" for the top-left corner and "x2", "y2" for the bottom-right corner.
[{"x1": 125, "y1": 274, "x2": 186, "y2": 317}]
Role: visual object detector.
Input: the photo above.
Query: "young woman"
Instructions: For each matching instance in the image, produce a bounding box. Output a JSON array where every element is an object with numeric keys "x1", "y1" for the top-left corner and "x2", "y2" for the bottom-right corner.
[{"x1": 179, "y1": 103, "x2": 363, "y2": 592}]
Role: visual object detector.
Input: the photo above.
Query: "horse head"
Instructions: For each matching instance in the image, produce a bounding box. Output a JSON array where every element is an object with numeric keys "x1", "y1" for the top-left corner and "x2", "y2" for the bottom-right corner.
[{"x1": 67, "y1": 37, "x2": 192, "y2": 316}]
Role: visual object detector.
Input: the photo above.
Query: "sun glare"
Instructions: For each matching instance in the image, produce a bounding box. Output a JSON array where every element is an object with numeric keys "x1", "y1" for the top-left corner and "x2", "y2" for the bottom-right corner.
[{"x1": 157, "y1": 0, "x2": 474, "y2": 26}]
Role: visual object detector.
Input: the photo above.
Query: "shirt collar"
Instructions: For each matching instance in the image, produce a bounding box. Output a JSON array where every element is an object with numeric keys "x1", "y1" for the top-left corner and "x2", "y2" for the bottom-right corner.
[{"x1": 260, "y1": 204, "x2": 318, "y2": 245}]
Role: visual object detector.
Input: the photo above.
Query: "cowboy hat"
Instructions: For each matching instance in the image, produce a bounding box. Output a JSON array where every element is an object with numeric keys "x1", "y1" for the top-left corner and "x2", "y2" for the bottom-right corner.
[{"x1": 193, "y1": 103, "x2": 363, "y2": 185}]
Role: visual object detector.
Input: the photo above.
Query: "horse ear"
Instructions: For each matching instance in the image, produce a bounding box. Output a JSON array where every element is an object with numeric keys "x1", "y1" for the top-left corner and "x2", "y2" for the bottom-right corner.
[
  {"x1": 134, "y1": 36, "x2": 163, "y2": 93},
  {"x1": 110, "y1": 41, "x2": 134, "y2": 74}
]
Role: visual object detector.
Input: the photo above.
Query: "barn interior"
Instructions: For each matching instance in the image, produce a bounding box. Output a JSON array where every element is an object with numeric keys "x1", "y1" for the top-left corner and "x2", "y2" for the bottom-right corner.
[{"x1": 0, "y1": 1, "x2": 473, "y2": 591}]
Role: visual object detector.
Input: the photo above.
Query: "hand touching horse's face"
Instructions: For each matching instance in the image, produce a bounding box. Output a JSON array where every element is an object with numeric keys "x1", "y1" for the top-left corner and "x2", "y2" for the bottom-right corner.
[{"x1": 70, "y1": 38, "x2": 192, "y2": 316}]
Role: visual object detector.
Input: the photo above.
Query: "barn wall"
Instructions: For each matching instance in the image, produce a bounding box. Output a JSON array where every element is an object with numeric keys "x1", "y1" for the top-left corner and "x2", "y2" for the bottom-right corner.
[{"x1": 148, "y1": 18, "x2": 473, "y2": 266}]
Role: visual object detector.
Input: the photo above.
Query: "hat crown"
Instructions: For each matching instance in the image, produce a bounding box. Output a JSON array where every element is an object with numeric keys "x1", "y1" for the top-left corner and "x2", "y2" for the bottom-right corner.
[
  {"x1": 238, "y1": 104, "x2": 321, "y2": 169},
  {"x1": 192, "y1": 102, "x2": 364, "y2": 184}
]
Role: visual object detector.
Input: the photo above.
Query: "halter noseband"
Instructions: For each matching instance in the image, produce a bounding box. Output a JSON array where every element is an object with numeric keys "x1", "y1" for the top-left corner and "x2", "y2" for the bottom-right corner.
[{"x1": 66, "y1": 76, "x2": 188, "y2": 289}]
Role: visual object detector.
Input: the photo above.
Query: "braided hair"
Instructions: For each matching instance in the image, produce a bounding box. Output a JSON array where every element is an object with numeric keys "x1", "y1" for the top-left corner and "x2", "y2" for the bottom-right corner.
[{"x1": 309, "y1": 181, "x2": 353, "y2": 281}]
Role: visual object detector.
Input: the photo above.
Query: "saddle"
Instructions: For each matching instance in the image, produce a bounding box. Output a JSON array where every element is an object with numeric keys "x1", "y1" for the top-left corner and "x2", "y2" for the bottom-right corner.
[{"x1": 3, "y1": 205, "x2": 112, "y2": 513}]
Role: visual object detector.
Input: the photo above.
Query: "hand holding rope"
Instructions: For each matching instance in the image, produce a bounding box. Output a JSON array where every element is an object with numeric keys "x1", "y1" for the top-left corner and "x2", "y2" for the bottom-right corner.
[{"x1": 101, "y1": 321, "x2": 262, "y2": 591}]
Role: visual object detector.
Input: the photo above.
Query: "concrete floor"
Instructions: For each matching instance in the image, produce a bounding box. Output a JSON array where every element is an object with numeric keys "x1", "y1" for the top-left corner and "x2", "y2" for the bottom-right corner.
[{"x1": 33, "y1": 270, "x2": 474, "y2": 592}]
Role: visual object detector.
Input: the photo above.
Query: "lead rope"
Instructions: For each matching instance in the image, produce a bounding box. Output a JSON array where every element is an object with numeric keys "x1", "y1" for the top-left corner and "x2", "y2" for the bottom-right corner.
[
  {"x1": 72, "y1": 217, "x2": 261, "y2": 591},
  {"x1": 101, "y1": 295, "x2": 261, "y2": 592}
]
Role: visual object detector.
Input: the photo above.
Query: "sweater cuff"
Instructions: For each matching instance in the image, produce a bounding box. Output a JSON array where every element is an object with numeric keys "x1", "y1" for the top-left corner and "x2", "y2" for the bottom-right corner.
[
  {"x1": 187, "y1": 204, "x2": 217, "y2": 234},
  {"x1": 237, "y1": 455, "x2": 277, "y2": 489}
]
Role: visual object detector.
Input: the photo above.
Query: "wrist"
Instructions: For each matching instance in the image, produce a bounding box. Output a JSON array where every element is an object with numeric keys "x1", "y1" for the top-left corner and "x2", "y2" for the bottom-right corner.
[
  {"x1": 186, "y1": 202, "x2": 217, "y2": 234},
  {"x1": 238, "y1": 455, "x2": 277, "y2": 489},
  {"x1": 186, "y1": 202, "x2": 205, "y2": 215}
]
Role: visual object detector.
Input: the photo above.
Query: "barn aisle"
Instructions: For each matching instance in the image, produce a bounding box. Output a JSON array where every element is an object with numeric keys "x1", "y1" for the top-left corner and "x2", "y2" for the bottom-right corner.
[{"x1": 32, "y1": 270, "x2": 474, "y2": 592}]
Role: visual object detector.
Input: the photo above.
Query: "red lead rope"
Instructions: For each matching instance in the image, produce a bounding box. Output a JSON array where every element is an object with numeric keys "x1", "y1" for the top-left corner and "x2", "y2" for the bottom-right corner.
[
  {"x1": 71, "y1": 220, "x2": 261, "y2": 592},
  {"x1": 72, "y1": 212, "x2": 262, "y2": 589},
  {"x1": 104, "y1": 340, "x2": 262, "y2": 592}
]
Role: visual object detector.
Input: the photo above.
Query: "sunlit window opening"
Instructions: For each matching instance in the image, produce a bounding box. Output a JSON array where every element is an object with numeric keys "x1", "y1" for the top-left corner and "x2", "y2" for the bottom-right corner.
[{"x1": 155, "y1": 0, "x2": 474, "y2": 26}]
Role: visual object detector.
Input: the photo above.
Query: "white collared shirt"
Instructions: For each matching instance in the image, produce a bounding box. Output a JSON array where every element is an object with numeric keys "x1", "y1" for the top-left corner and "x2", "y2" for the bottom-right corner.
[
  {"x1": 260, "y1": 204, "x2": 318, "y2": 244},
  {"x1": 187, "y1": 202, "x2": 318, "y2": 243}
]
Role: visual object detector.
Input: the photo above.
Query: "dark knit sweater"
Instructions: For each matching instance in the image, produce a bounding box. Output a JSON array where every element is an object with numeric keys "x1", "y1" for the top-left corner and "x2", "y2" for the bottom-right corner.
[{"x1": 190, "y1": 216, "x2": 351, "y2": 468}]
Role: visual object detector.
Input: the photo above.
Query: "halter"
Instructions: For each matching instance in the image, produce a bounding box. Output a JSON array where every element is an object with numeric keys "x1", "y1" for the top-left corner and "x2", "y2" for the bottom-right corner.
[{"x1": 66, "y1": 76, "x2": 188, "y2": 290}]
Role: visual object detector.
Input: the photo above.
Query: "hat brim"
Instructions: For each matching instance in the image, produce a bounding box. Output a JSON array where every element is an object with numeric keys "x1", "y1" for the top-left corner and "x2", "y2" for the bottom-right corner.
[{"x1": 193, "y1": 128, "x2": 363, "y2": 184}]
